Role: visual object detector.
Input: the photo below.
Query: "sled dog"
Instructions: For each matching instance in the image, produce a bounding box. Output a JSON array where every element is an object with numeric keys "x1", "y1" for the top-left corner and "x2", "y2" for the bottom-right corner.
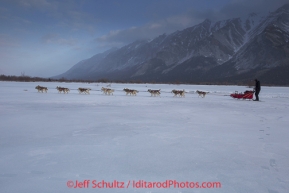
[
  {"x1": 196, "y1": 90, "x2": 209, "y2": 98},
  {"x1": 101, "y1": 87, "x2": 114, "y2": 95},
  {"x1": 35, "y1": 85, "x2": 48, "y2": 93},
  {"x1": 56, "y1": 86, "x2": 70, "y2": 94},
  {"x1": 123, "y1": 88, "x2": 139, "y2": 96},
  {"x1": 148, "y1": 89, "x2": 161, "y2": 97},
  {"x1": 171, "y1": 89, "x2": 185, "y2": 97},
  {"x1": 78, "y1": 87, "x2": 91, "y2": 94}
]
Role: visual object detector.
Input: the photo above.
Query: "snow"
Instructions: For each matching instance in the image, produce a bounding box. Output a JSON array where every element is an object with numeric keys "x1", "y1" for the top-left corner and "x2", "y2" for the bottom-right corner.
[{"x1": 1, "y1": 81, "x2": 289, "y2": 193}]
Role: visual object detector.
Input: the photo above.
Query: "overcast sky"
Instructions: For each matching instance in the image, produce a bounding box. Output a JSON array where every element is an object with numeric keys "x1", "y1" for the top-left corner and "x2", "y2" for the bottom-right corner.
[{"x1": 0, "y1": 0, "x2": 288, "y2": 77}]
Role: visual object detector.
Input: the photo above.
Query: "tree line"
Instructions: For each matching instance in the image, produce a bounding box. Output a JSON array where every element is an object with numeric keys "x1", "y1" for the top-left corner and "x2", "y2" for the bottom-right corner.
[{"x1": 0, "y1": 74, "x2": 280, "y2": 86}]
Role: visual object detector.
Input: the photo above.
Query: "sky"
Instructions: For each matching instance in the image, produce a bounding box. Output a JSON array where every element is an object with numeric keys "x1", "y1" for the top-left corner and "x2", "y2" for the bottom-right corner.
[{"x1": 0, "y1": 0, "x2": 288, "y2": 77}]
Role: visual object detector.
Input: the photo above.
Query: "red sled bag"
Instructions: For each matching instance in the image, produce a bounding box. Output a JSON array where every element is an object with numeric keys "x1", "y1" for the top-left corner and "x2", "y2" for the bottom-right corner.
[{"x1": 230, "y1": 90, "x2": 254, "y2": 100}]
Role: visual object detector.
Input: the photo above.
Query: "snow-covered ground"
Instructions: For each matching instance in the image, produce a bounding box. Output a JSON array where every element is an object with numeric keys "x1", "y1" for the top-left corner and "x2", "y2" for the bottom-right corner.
[{"x1": 0, "y1": 81, "x2": 289, "y2": 193}]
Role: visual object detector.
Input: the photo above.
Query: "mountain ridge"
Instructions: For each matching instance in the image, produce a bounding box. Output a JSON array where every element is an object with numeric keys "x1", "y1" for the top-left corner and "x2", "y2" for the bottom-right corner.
[{"x1": 54, "y1": 4, "x2": 289, "y2": 85}]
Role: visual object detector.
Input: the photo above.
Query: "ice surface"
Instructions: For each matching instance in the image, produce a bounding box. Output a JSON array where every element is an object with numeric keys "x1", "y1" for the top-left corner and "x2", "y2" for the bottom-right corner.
[{"x1": 0, "y1": 81, "x2": 289, "y2": 193}]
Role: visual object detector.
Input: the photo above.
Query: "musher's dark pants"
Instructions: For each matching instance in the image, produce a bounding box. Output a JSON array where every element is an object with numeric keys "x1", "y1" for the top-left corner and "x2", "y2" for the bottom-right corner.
[{"x1": 255, "y1": 89, "x2": 260, "y2": 101}]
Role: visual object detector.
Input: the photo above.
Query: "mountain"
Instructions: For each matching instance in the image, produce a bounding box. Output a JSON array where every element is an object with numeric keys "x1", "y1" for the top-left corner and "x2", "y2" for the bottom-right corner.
[
  {"x1": 54, "y1": 4, "x2": 289, "y2": 85},
  {"x1": 55, "y1": 47, "x2": 118, "y2": 80}
]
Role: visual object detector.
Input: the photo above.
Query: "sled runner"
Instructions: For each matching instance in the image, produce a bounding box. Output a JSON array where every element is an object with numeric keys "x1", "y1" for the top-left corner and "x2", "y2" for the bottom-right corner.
[{"x1": 230, "y1": 90, "x2": 254, "y2": 100}]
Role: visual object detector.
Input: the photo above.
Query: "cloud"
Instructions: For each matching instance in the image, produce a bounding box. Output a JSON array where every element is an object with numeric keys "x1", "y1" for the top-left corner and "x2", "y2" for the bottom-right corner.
[
  {"x1": 0, "y1": 34, "x2": 20, "y2": 47},
  {"x1": 19, "y1": 0, "x2": 51, "y2": 8},
  {"x1": 95, "y1": 14, "x2": 202, "y2": 49},
  {"x1": 0, "y1": 5, "x2": 32, "y2": 26},
  {"x1": 1, "y1": 0, "x2": 98, "y2": 35},
  {"x1": 222, "y1": 0, "x2": 288, "y2": 17},
  {"x1": 188, "y1": 0, "x2": 289, "y2": 21},
  {"x1": 41, "y1": 33, "x2": 78, "y2": 46}
]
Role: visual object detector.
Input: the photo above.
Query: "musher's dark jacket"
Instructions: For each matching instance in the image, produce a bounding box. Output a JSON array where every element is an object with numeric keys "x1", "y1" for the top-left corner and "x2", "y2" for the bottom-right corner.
[{"x1": 255, "y1": 80, "x2": 261, "y2": 91}]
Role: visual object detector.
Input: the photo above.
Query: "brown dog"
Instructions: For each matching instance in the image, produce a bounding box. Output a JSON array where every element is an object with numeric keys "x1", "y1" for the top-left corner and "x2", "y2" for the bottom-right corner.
[{"x1": 196, "y1": 90, "x2": 209, "y2": 98}]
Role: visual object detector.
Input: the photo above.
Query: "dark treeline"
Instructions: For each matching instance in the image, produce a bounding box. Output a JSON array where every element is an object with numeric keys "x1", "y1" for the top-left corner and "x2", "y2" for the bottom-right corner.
[
  {"x1": 0, "y1": 74, "x2": 94, "y2": 83},
  {"x1": 0, "y1": 74, "x2": 144, "y2": 84},
  {"x1": 0, "y1": 74, "x2": 282, "y2": 86},
  {"x1": 1, "y1": 74, "x2": 51, "y2": 82}
]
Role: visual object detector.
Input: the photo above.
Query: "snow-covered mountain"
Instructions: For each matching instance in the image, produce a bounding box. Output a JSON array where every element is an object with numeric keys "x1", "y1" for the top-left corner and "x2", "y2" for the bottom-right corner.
[{"x1": 55, "y1": 4, "x2": 289, "y2": 85}]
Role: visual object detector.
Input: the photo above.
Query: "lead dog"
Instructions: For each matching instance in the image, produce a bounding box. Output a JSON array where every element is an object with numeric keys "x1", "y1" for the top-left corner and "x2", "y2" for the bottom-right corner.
[
  {"x1": 35, "y1": 85, "x2": 48, "y2": 93},
  {"x1": 148, "y1": 89, "x2": 161, "y2": 97},
  {"x1": 196, "y1": 90, "x2": 209, "y2": 98}
]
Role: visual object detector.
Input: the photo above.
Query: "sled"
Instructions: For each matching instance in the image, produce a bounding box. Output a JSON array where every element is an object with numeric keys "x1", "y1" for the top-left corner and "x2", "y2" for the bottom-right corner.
[{"x1": 230, "y1": 90, "x2": 254, "y2": 100}]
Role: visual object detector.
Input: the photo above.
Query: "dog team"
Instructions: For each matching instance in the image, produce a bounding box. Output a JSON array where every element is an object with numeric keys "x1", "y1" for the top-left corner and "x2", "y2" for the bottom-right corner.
[{"x1": 35, "y1": 85, "x2": 209, "y2": 98}]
